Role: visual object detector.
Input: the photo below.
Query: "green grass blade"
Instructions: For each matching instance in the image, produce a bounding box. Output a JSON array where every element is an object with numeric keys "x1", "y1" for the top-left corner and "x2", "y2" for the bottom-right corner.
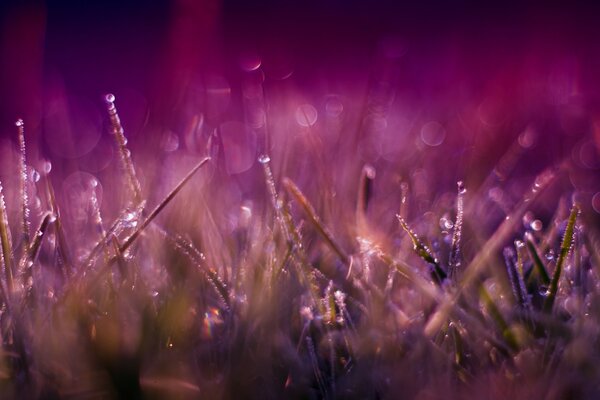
[
  {"x1": 479, "y1": 284, "x2": 519, "y2": 351},
  {"x1": 525, "y1": 234, "x2": 550, "y2": 286},
  {"x1": 397, "y1": 215, "x2": 446, "y2": 283},
  {"x1": 544, "y1": 204, "x2": 579, "y2": 312}
]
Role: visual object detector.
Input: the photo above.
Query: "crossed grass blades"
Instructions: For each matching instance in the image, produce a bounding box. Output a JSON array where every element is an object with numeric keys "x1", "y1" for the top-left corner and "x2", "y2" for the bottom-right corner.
[{"x1": 0, "y1": 93, "x2": 597, "y2": 399}]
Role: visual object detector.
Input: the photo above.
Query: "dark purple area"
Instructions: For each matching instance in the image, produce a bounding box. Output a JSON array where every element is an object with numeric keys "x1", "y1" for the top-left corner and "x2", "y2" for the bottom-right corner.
[{"x1": 1, "y1": 1, "x2": 600, "y2": 219}]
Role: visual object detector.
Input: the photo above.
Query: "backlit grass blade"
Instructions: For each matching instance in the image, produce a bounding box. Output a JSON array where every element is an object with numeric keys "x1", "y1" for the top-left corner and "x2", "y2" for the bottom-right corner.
[
  {"x1": 544, "y1": 204, "x2": 579, "y2": 313},
  {"x1": 0, "y1": 182, "x2": 14, "y2": 295},
  {"x1": 105, "y1": 93, "x2": 143, "y2": 205},
  {"x1": 448, "y1": 181, "x2": 465, "y2": 281},
  {"x1": 21, "y1": 212, "x2": 55, "y2": 286},
  {"x1": 397, "y1": 215, "x2": 446, "y2": 283},
  {"x1": 424, "y1": 168, "x2": 557, "y2": 337},
  {"x1": 283, "y1": 177, "x2": 350, "y2": 266},
  {"x1": 15, "y1": 119, "x2": 30, "y2": 249},
  {"x1": 525, "y1": 233, "x2": 550, "y2": 286},
  {"x1": 120, "y1": 157, "x2": 210, "y2": 253}
]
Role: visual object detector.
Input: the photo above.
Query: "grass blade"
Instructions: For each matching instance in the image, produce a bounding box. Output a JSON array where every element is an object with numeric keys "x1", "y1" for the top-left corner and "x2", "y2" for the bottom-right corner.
[
  {"x1": 0, "y1": 182, "x2": 14, "y2": 296},
  {"x1": 15, "y1": 119, "x2": 30, "y2": 250},
  {"x1": 397, "y1": 215, "x2": 446, "y2": 283},
  {"x1": 283, "y1": 177, "x2": 350, "y2": 266},
  {"x1": 525, "y1": 233, "x2": 550, "y2": 286},
  {"x1": 479, "y1": 284, "x2": 519, "y2": 351},
  {"x1": 448, "y1": 181, "x2": 466, "y2": 281},
  {"x1": 105, "y1": 93, "x2": 143, "y2": 205},
  {"x1": 120, "y1": 157, "x2": 211, "y2": 253},
  {"x1": 543, "y1": 204, "x2": 579, "y2": 312}
]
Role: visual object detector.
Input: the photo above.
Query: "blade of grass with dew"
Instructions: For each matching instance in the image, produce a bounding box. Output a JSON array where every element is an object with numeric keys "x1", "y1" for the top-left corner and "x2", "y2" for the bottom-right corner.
[
  {"x1": 514, "y1": 240, "x2": 531, "y2": 310},
  {"x1": 397, "y1": 215, "x2": 446, "y2": 283},
  {"x1": 110, "y1": 235, "x2": 128, "y2": 283},
  {"x1": 15, "y1": 119, "x2": 30, "y2": 251},
  {"x1": 157, "y1": 226, "x2": 230, "y2": 310},
  {"x1": 105, "y1": 93, "x2": 143, "y2": 205},
  {"x1": 544, "y1": 203, "x2": 579, "y2": 313},
  {"x1": 259, "y1": 156, "x2": 323, "y2": 313},
  {"x1": 448, "y1": 181, "x2": 465, "y2": 281},
  {"x1": 21, "y1": 212, "x2": 55, "y2": 291},
  {"x1": 0, "y1": 181, "x2": 15, "y2": 296},
  {"x1": 424, "y1": 168, "x2": 557, "y2": 337},
  {"x1": 27, "y1": 212, "x2": 55, "y2": 264},
  {"x1": 525, "y1": 232, "x2": 550, "y2": 286},
  {"x1": 80, "y1": 201, "x2": 145, "y2": 271},
  {"x1": 283, "y1": 177, "x2": 350, "y2": 266},
  {"x1": 503, "y1": 246, "x2": 528, "y2": 310},
  {"x1": 119, "y1": 157, "x2": 210, "y2": 253}
]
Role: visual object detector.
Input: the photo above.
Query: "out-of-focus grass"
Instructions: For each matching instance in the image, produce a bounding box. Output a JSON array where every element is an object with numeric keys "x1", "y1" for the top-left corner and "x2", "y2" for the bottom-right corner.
[{"x1": 0, "y1": 88, "x2": 599, "y2": 400}]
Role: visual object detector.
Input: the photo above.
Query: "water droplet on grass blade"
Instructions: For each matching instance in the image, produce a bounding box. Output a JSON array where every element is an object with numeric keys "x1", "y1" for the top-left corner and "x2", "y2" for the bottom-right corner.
[
  {"x1": 41, "y1": 161, "x2": 52, "y2": 175},
  {"x1": 258, "y1": 154, "x2": 271, "y2": 164}
]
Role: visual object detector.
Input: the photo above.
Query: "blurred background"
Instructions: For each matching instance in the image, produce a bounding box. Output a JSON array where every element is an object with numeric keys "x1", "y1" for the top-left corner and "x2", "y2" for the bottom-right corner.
[{"x1": 1, "y1": 0, "x2": 600, "y2": 225}]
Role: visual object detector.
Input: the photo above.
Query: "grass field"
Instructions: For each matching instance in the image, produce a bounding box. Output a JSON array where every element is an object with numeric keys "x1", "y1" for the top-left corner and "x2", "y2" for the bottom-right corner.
[{"x1": 1, "y1": 68, "x2": 600, "y2": 400}]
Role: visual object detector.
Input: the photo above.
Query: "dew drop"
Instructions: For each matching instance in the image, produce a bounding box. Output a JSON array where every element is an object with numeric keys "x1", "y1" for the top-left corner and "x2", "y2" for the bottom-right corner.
[
  {"x1": 15, "y1": 119, "x2": 24, "y2": 127},
  {"x1": 457, "y1": 180, "x2": 466, "y2": 195},
  {"x1": 325, "y1": 97, "x2": 344, "y2": 117},
  {"x1": 105, "y1": 93, "x2": 116, "y2": 103},
  {"x1": 518, "y1": 127, "x2": 536, "y2": 148},
  {"x1": 420, "y1": 121, "x2": 446, "y2": 147},
  {"x1": 41, "y1": 161, "x2": 52, "y2": 175},
  {"x1": 531, "y1": 219, "x2": 543, "y2": 231},
  {"x1": 47, "y1": 213, "x2": 57, "y2": 223},
  {"x1": 30, "y1": 169, "x2": 40, "y2": 183},
  {"x1": 258, "y1": 154, "x2": 271, "y2": 164},
  {"x1": 295, "y1": 104, "x2": 318, "y2": 127},
  {"x1": 439, "y1": 214, "x2": 454, "y2": 230}
]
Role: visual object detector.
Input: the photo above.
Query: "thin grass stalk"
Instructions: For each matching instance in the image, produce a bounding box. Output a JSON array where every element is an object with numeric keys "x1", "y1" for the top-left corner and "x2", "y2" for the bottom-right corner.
[
  {"x1": 544, "y1": 204, "x2": 579, "y2": 312},
  {"x1": 283, "y1": 177, "x2": 350, "y2": 266},
  {"x1": 105, "y1": 93, "x2": 143, "y2": 205},
  {"x1": 15, "y1": 119, "x2": 29, "y2": 250},
  {"x1": 424, "y1": 168, "x2": 557, "y2": 337},
  {"x1": 120, "y1": 157, "x2": 210, "y2": 253},
  {"x1": 478, "y1": 284, "x2": 519, "y2": 351},
  {"x1": 0, "y1": 182, "x2": 14, "y2": 295},
  {"x1": 448, "y1": 181, "x2": 465, "y2": 281},
  {"x1": 397, "y1": 215, "x2": 446, "y2": 283},
  {"x1": 525, "y1": 233, "x2": 550, "y2": 286}
]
